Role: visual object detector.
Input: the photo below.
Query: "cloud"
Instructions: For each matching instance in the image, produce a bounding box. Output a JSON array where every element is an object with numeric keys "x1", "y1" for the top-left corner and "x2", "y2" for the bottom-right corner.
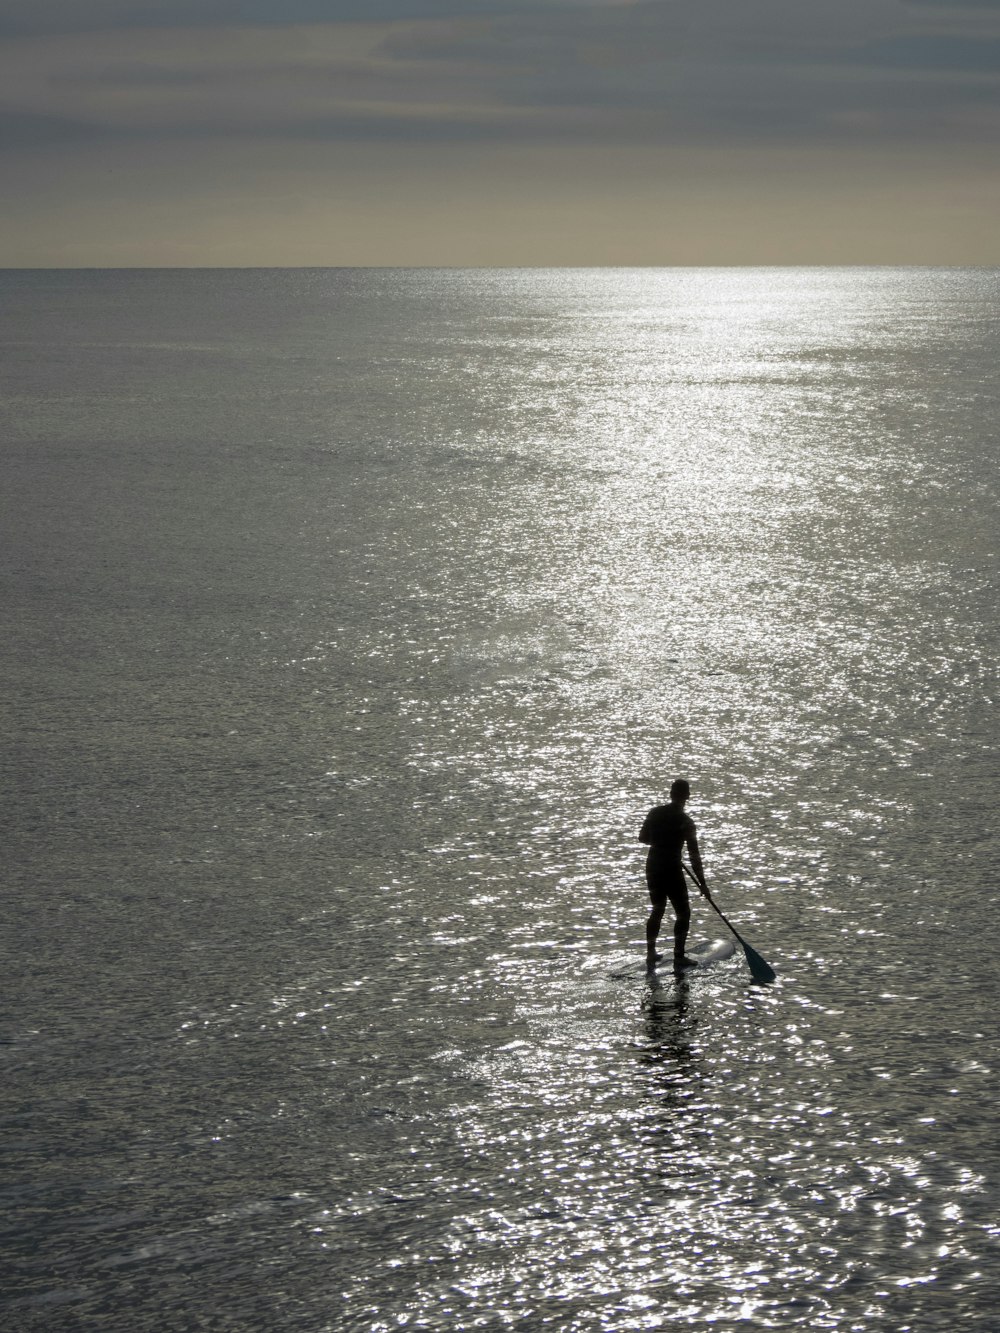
[
  {"x1": 379, "y1": 1, "x2": 1000, "y2": 143},
  {"x1": 2, "y1": 0, "x2": 1000, "y2": 156},
  {"x1": 0, "y1": 106, "x2": 105, "y2": 148},
  {"x1": 0, "y1": 0, "x2": 609, "y2": 37},
  {"x1": 0, "y1": 23, "x2": 554, "y2": 147},
  {"x1": 852, "y1": 33, "x2": 1000, "y2": 69},
  {"x1": 903, "y1": 1, "x2": 1000, "y2": 8}
]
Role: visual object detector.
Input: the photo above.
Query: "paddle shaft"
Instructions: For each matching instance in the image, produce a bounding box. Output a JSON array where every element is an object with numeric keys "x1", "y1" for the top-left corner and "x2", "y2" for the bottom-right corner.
[
  {"x1": 682, "y1": 863, "x2": 777, "y2": 984},
  {"x1": 682, "y1": 864, "x2": 748, "y2": 947}
]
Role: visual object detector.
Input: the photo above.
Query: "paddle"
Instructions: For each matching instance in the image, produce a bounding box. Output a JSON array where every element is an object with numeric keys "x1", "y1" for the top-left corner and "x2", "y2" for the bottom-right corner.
[{"x1": 682, "y1": 864, "x2": 777, "y2": 985}]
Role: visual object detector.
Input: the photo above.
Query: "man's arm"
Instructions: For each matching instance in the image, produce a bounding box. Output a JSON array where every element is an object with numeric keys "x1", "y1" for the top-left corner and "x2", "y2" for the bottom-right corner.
[{"x1": 686, "y1": 832, "x2": 708, "y2": 894}]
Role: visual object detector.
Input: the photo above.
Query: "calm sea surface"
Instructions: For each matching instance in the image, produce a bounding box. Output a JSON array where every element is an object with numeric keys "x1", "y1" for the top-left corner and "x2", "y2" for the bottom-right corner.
[{"x1": 1, "y1": 268, "x2": 997, "y2": 1330}]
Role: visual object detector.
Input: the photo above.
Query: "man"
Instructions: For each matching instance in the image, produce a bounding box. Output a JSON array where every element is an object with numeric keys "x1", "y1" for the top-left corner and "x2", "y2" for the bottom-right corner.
[{"x1": 639, "y1": 777, "x2": 709, "y2": 972}]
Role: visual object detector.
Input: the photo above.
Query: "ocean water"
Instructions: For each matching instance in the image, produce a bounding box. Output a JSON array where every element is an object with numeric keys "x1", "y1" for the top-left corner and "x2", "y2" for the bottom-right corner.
[{"x1": 1, "y1": 267, "x2": 997, "y2": 1331}]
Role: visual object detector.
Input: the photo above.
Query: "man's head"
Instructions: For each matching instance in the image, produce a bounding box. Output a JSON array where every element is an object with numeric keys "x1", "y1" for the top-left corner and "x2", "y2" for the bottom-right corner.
[{"x1": 670, "y1": 778, "x2": 691, "y2": 804}]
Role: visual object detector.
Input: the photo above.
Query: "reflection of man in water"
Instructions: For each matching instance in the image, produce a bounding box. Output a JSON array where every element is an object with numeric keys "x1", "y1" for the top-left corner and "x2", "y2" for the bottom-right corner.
[{"x1": 639, "y1": 778, "x2": 708, "y2": 972}]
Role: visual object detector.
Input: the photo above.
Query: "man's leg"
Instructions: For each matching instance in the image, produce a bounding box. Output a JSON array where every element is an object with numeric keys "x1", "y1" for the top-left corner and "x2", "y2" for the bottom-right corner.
[
  {"x1": 673, "y1": 906, "x2": 692, "y2": 959},
  {"x1": 667, "y1": 878, "x2": 696, "y2": 968},
  {"x1": 646, "y1": 890, "x2": 666, "y2": 969}
]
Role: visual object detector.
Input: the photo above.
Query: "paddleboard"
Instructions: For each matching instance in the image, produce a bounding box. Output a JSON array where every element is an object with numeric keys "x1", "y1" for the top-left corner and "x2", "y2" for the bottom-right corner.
[
  {"x1": 686, "y1": 937, "x2": 737, "y2": 967},
  {"x1": 650, "y1": 938, "x2": 736, "y2": 974}
]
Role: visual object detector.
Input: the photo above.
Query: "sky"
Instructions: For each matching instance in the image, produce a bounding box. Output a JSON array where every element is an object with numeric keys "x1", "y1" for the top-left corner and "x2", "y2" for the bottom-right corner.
[{"x1": 2, "y1": 0, "x2": 999, "y2": 265}]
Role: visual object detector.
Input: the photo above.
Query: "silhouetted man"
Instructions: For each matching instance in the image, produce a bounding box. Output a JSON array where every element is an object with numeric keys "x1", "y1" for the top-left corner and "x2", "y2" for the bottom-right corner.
[{"x1": 639, "y1": 778, "x2": 708, "y2": 972}]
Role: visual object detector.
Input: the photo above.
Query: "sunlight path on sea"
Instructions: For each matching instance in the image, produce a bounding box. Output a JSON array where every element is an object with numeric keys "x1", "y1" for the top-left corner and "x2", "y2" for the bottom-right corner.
[{"x1": 1, "y1": 268, "x2": 997, "y2": 1330}]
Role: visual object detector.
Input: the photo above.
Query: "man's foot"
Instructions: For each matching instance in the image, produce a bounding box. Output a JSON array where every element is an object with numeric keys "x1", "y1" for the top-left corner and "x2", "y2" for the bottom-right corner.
[
  {"x1": 673, "y1": 955, "x2": 699, "y2": 972},
  {"x1": 646, "y1": 953, "x2": 662, "y2": 971}
]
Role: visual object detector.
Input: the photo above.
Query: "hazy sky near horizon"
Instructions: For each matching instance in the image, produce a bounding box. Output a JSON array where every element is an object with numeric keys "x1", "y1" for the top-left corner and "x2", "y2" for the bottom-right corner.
[{"x1": 2, "y1": 0, "x2": 1000, "y2": 265}]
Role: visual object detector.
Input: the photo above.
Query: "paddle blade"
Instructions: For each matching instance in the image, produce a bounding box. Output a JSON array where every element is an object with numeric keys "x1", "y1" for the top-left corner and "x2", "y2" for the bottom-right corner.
[{"x1": 741, "y1": 941, "x2": 776, "y2": 985}]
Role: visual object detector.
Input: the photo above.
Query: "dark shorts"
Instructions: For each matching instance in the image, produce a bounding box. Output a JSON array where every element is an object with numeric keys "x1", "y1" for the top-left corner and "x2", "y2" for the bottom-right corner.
[{"x1": 646, "y1": 865, "x2": 689, "y2": 915}]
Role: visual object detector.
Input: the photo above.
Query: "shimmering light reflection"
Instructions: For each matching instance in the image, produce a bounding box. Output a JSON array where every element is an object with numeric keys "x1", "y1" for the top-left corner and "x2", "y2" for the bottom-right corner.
[
  {"x1": 283, "y1": 921, "x2": 993, "y2": 1329},
  {"x1": 4, "y1": 269, "x2": 997, "y2": 1331},
  {"x1": 206, "y1": 271, "x2": 998, "y2": 1329}
]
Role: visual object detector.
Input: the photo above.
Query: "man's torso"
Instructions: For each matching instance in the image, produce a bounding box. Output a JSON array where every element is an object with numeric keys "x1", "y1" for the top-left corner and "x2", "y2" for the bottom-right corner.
[{"x1": 640, "y1": 802, "x2": 695, "y2": 873}]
